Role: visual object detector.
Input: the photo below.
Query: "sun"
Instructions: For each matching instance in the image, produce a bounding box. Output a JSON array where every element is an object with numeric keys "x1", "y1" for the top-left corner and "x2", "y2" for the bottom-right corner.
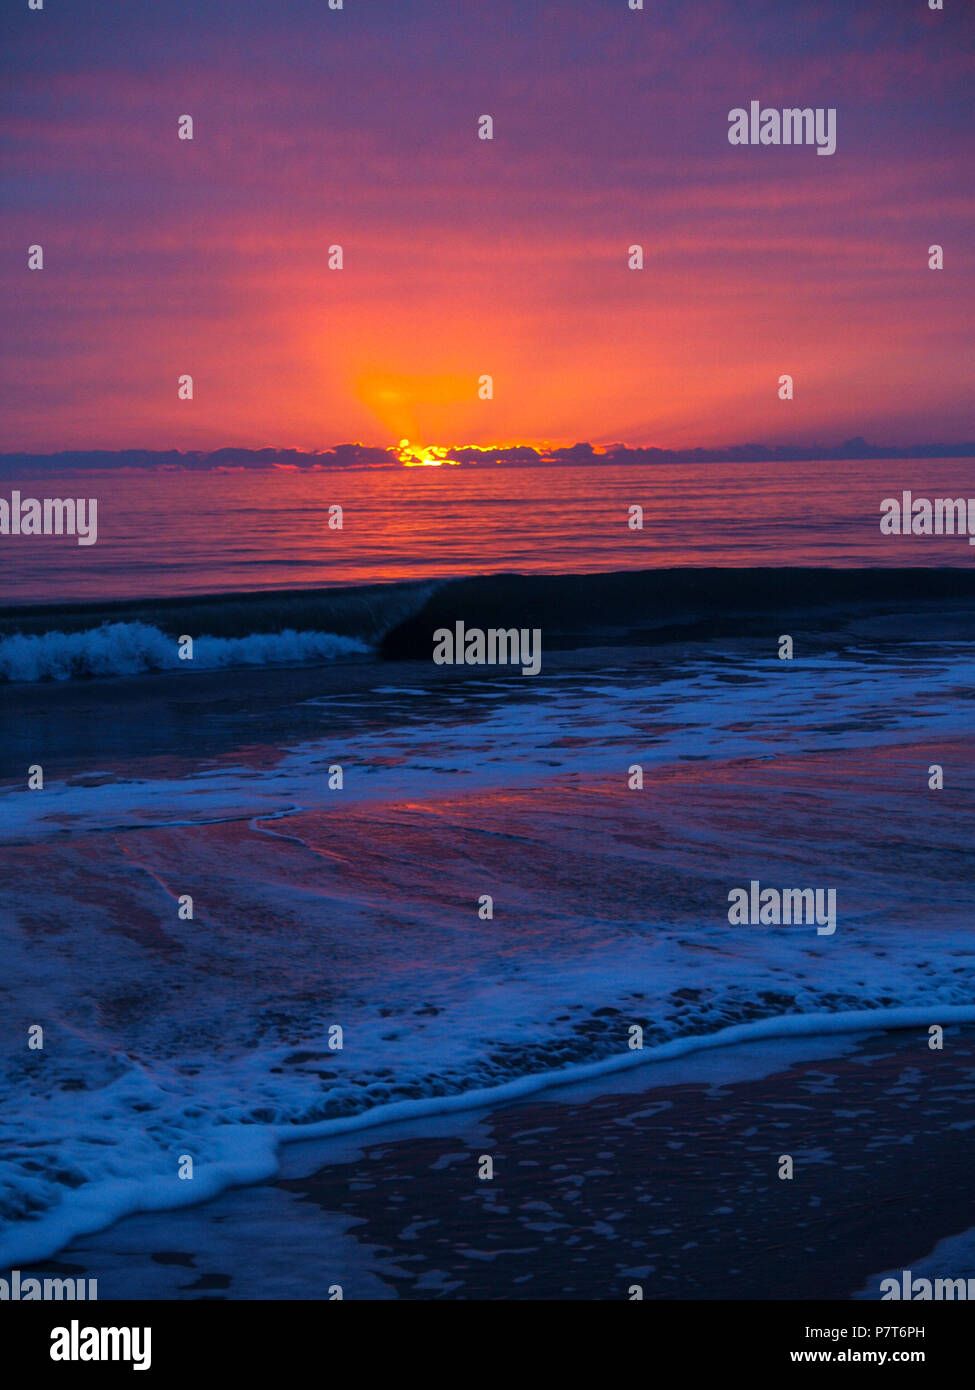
[
  {"x1": 393, "y1": 439, "x2": 459, "y2": 467},
  {"x1": 391, "y1": 438, "x2": 547, "y2": 467}
]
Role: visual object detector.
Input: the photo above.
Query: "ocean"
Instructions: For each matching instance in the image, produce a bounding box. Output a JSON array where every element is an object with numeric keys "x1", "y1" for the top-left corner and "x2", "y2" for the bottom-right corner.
[
  {"x1": 2, "y1": 456, "x2": 975, "y2": 609},
  {"x1": 1, "y1": 457, "x2": 974, "y2": 1292}
]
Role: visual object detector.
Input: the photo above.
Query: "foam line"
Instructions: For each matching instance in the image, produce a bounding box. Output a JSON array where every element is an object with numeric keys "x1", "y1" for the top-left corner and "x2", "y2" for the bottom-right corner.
[{"x1": 4, "y1": 1003, "x2": 974, "y2": 1271}]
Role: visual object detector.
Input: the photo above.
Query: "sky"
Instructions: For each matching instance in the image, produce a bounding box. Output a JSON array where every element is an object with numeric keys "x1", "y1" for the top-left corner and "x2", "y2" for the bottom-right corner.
[{"x1": 1, "y1": 0, "x2": 973, "y2": 455}]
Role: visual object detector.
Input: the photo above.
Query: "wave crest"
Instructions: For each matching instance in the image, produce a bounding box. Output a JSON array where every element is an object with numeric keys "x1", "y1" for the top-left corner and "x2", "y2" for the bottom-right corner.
[{"x1": 0, "y1": 622, "x2": 370, "y2": 682}]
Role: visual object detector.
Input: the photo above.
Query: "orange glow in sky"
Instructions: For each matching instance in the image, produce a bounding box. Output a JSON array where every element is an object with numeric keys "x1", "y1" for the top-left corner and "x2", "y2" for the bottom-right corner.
[{"x1": 2, "y1": 4, "x2": 973, "y2": 455}]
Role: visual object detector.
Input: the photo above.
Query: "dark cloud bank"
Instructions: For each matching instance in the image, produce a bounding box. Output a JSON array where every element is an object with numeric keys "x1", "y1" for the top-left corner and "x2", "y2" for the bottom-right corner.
[{"x1": 2, "y1": 438, "x2": 974, "y2": 477}]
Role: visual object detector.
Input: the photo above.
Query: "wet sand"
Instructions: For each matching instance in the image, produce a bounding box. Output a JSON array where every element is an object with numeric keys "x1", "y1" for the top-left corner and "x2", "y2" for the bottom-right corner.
[
  {"x1": 3, "y1": 626, "x2": 972, "y2": 1298},
  {"x1": 38, "y1": 1024, "x2": 975, "y2": 1300},
  {"x1": 271, "y1": 1025, "x2": 975, "y2": 1300}
]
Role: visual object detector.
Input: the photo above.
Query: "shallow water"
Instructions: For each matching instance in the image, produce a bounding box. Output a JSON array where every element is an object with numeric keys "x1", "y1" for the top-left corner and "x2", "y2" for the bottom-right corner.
[{"x1": 1, "y1": 632, "x2": 973, "y2": 1269}]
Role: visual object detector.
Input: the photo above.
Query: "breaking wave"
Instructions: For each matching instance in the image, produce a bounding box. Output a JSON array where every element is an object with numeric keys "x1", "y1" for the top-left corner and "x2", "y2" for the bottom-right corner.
[
  {"x1": 4, "y1": 566, "x2": 975, "y2": 682},
  {"x1": 0, "y1": 622, "x2": 370, "y2": 682}
]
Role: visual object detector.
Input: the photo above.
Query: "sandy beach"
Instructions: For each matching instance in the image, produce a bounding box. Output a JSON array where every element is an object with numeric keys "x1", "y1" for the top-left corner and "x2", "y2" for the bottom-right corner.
[
  {"x1": 3, "y1": 585, "x2": 973, "y2": 1298},
  {"x1": 28, "y1": 1023, "x2": 975, "y2": 1300}
]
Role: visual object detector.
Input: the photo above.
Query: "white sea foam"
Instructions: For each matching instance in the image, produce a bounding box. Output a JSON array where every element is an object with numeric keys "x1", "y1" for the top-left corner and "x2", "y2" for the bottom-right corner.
[
  {"x1": 2, "y1": 641, "x2": 972, "y2": 1274},
  {"x1": 3, "y1": 645, "x2": 973, "y2": 840},
  {"x1": 0, "y1": 622, "x2": 369, "y2": 682},
  {"x1": 4, "y1": 1005, "x2": 975, "y2": 1272}
]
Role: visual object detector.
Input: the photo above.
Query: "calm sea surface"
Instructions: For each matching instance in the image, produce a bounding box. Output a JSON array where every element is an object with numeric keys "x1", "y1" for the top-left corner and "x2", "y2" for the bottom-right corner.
[{"x1": 2, "y1": 458, "x2": 973, "y2": 605}]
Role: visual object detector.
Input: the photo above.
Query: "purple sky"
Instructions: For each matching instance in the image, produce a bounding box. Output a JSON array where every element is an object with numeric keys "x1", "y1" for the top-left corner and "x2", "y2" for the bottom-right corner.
[{"x1": 2, "y1": 0, "x2": 973, "y2": 453}]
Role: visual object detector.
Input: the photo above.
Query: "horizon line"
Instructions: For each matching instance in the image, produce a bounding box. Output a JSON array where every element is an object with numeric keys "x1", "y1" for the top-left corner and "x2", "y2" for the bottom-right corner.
[{"x1": 2, "y1": 436, "x2": 975, "y2": 473}]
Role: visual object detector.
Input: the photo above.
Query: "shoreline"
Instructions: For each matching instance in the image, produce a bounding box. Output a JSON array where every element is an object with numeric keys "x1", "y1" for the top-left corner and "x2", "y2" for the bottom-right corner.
[
  {"x1": 22, "y1": 1022, "x2": 975, "y2": 1300},
  {"x1": 2, "y1": 716, "x2": 973, "y2": 1276}
]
